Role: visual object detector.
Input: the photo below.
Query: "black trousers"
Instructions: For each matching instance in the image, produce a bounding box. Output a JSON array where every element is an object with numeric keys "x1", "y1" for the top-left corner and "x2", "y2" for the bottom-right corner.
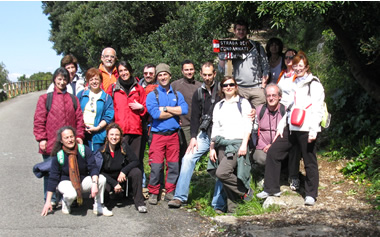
[
  {"x1": 264, "y1": 126, "x2": 319, "y2": 199},
  {"x1": 104, "y1": 167, "x2": 145, "y2": 208}
]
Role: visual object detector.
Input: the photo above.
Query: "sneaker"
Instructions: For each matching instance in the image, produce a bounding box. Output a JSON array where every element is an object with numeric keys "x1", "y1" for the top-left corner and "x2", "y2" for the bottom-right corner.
[
  {"x1": 164, "y1": 191, "x2": 174, "y2": 202},
  {"x1": 138, "y1": 206, "x2": 148, "y2": 213},
  {"x1": 243, "y1": 188, "x2": 254, "y2": 201},
  {"x1": 289, "y1": 178, "x2": 300, "y2": 191},
  {"x1": 93, "y1": 204, "x2": 113, "y2": 216},
  {"x1": 61, "y1": 199, "x2": 71, "y2": 214},
  {"x1": 304, "y1": 196, "x2": 315, "y2": 206},
  {"x1": 168, "y1": 199, "x2": 182, "y2": 208},
  {"x1": 256, "y1": 191, "x2": 281, "y2": 199},
  {"x1": 148, "y1": 194, "x2": 158, "y2": 205}
]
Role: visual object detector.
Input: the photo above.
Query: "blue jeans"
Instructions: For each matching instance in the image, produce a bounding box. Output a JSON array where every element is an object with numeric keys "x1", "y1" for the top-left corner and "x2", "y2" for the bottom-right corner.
[
  {"x1": 173, "y1": 131, "x2": 226, "y2": 209},
  {"x1": 211, "y1": 179, "x2": 227, "y2": 211},
  {"x1": 42, "y1": 155, "x2": 56, "y2": 203}
]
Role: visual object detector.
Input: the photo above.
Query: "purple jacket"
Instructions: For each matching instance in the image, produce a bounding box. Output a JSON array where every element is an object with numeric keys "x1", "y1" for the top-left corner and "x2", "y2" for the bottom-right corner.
[{"x1": 256, "y1": 104, "x2": 284, "y2": 150}]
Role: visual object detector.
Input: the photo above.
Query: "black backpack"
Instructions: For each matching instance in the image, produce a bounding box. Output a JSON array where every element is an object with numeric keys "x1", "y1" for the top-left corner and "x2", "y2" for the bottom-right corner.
[{"x1": 45, "y1": 92, "x2": 77, "y2": 113}]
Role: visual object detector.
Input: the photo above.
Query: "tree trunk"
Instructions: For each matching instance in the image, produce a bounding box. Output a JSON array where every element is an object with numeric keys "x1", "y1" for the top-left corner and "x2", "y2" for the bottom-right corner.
[{"x1": 327, "y1": 19, "x2": 380, "y2": 102}]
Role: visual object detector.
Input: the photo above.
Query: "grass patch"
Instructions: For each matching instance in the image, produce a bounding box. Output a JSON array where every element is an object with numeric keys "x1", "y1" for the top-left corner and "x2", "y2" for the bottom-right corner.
[{"x1": 143, "y1": 146, "x2": 279, "y2": 216}]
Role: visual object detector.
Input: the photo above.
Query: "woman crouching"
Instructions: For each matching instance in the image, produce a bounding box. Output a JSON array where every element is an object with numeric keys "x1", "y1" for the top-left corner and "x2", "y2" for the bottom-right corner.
[
  {"x1": 209, "y1": 76, "x2": 253, "y2": 213},
  {"x1": 41, "y1": 126, "x2": 112, "y2": 216},
  {"x1": 94, "y1": 123, "x2": 147, "y2": 213}
]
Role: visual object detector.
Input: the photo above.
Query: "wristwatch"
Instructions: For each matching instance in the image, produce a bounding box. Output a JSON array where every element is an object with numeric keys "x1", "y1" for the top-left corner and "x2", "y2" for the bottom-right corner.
[{"x1": 163, "y1": 106, "x2": 168, "y2": 112}]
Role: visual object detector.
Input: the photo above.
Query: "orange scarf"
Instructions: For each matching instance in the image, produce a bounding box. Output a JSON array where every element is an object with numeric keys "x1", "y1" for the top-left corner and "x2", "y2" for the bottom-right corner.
[{"x1": 62, "y1": 144, "x2": 83, "y2": 206}]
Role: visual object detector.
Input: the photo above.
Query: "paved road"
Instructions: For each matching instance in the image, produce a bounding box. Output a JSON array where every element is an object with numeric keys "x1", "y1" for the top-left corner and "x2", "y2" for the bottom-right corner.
[{"x1": 0, "y1": 91, "x2": 210, "y2": 237}]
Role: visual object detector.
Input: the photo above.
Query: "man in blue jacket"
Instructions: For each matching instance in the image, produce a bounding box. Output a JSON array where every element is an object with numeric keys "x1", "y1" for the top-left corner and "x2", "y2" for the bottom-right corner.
[{"x1": 146, "y1": 63, "x2": 188, "y2": 205}]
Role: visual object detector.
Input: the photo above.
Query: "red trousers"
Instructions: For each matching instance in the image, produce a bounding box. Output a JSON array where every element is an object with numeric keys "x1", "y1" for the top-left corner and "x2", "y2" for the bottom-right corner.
[{"x1": 148, "y1": 133, "x2": 180, "y2": 194}]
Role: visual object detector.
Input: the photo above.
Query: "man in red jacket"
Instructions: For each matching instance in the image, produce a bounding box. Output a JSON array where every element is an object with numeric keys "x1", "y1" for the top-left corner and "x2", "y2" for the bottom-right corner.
[{"x1": 33, "y1": 67, "x2": 85, "y2": 206}]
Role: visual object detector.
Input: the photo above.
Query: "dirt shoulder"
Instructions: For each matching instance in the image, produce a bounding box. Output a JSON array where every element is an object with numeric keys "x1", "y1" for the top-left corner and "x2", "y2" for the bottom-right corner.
[{"x1": 204, "y1": 158, "x2": 380, "y2": 236}]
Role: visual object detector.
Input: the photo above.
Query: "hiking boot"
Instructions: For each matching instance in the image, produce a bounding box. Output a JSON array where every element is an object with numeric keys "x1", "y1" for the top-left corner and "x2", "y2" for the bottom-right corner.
[
  {"x1": 304, "y1": 196, "x2": 315, "y2": 206},
  {"x1": 148, "y1": 194, "x2": 158, "y2": 205},
  {"x1": 256, "y1": 191, "x2": 281, "y2": 199},
  {"x1": 243, "y1": 188, "x2": 254, "y2": 201},
  {"x1": 138, "y1": 206, "x2": 148, "y2": 213},
  {"x1": 93, "y1": 204, "x2": 113, "y2": 216},
  {"x1": 289, "y1": 178, "x2": 300, "y2": 191},
  {"x1": 215, "y1": 209, "x2": 224, "y2": 214},
  {"x1": 168, "y1": 199, "x2": 182, "y2": 208},
  {"x1": 164, "y1": 191, "x2": 174, "y2": 202},
  {"x1": 61, "y1": 199, "x2": 71, "y2": 214}
]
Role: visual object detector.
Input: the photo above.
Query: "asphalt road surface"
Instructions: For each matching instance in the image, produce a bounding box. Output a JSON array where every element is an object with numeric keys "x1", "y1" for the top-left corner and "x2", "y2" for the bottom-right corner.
[{"x1": 0, "y1": 91, "x2": 210, "y2": 237}]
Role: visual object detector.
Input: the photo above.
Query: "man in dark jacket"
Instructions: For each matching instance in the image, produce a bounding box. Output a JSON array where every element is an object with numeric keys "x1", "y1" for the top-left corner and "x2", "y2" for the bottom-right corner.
[{"x1": 168, "y1": 62, "x2": 226, "y2": 212}]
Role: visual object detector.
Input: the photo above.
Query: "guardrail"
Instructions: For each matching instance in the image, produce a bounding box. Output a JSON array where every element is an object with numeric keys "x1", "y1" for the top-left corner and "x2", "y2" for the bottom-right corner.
[{"x1": 2, "y1": 80, "x2": 49, "y2": 100}]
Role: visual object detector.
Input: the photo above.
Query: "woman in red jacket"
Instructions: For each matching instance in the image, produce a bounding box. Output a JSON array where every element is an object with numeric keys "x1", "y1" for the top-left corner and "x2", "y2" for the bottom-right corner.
[
  {"x1": 106, "y1": 61, "x2": 147, "y2": 178},
  {"x1": 34, "y1": 67, "x2": 85, "y2": 206}
]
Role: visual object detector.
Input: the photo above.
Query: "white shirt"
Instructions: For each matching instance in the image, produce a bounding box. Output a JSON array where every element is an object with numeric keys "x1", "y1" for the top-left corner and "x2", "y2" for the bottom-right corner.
[
  {"x1": 83, "y1": 90, "x2": 102, "y2": 126},
  {"x1": 211, "y1": 95, "x2": 252, "y2": 140}
]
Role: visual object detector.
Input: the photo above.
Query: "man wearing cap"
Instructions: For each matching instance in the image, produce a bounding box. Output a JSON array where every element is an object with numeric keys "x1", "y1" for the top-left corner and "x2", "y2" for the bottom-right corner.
[
  {"x1": 99, "y1": 47, "x2": 118, "y2": 91},
  {"x1": 146, "y1": 63, "x2": 188, "y2": 205}
]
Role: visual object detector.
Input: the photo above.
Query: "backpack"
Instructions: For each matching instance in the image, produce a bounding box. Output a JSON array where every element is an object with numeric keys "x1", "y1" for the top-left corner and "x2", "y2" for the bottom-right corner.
[
  {"x1": 57, "y1": 143, "x2": 85, "y2": 166},
  {"x1": 258, "y1": 104, "x2": 286, "y2": 121},
  {"x1": 308, "y1": 77, "x2": 331, "y2": 129},
  {"x1": 46, "y1": 92, "x2": 77, "y2": 112},
  {"x1": 255, "y1": 104, "x2": 286, "y2": 144},
  {"x1": 219, "y1": 96, "x2": 243, "y2": 114}
]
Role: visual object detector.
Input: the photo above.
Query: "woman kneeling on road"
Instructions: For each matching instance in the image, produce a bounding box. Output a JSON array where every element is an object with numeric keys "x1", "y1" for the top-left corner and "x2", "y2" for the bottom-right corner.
[
  {"x1": 41, "y1": 126, "x2": 112, "y2": 216},
  {"x1": 94, "y1": 123, "x2": 147, "y2": 213}
]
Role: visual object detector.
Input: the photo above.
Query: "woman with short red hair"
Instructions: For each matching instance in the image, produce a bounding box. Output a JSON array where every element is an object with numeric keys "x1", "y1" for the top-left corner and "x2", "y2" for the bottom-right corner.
[{"x1": 77, "y1": 68, "x2": 114, "y2": 151}]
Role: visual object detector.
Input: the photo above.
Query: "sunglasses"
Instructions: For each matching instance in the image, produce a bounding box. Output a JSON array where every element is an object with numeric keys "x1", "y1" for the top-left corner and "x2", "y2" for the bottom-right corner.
[
  {"x1": 222, "y1": 83, "x2": 236, "y2": 88},
  {"x1": 144, "y1": 72, "x2": 154, "y2": 76},
  {"x1": 285, "y1": 56, "x2": 294, "y2": 60}
]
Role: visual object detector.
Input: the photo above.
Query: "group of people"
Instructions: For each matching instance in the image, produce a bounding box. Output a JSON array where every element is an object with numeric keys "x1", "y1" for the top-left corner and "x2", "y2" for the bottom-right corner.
[{"x1": 33, "y1": 19, "x2": 325, "y2": 217}]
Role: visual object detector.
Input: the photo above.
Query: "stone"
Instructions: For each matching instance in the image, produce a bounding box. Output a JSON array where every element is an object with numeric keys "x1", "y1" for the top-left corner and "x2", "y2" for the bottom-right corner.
[{"x1": 263, "y1": 195, "x2": 305, "y2": 209}]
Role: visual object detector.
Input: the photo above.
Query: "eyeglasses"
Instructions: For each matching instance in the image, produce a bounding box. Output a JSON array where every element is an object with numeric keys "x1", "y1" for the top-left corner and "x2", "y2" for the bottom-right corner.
[
  {"x1": 266, "y1": 94, "x2": 279, "y2": 98},
  {"x1": 285, "y1": 56, "x2": 294, "y2": 60},
  {"x1": 102, "y1": 55, "x2": 116, "y2": 59},
  {"x1": 144, "y1": 72, "x2": 154, "y2": 76},
  {"x1": 222, "y1": 83, "x2": 236, "y2": 88}
]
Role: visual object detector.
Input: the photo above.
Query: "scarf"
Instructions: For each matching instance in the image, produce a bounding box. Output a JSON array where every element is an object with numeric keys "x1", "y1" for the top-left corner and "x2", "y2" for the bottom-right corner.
[
  {"x1": 118, "y1": 77, "x2": 134, "y2": 95},
  {"x1": 62, "y1": 144, "x2": 83, "y2": 206}
]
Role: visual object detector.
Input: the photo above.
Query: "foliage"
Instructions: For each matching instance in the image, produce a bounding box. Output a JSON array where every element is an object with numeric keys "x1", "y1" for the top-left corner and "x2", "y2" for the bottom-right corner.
[
  {"x1": 29, "y1": 72, "x2": 53, "y2": 82},
  {"x1": 42, "y1": 1, "x2": 180, "y2": 71},
  {"x1": 17, "y1": 74, "x2": 28, "y2": 82},
  {"x1": 341, "y1": 138, "x2": 380, "y2": 209},
  {"x1": 257, "y1": 1, "x2": 380, "y2": 102},
  {"x1": 0, "y1": 62, "x2": 10, "y2": 89},
  {"x1": 341, "y1": 138, "x2": 380, "y2": 179}
]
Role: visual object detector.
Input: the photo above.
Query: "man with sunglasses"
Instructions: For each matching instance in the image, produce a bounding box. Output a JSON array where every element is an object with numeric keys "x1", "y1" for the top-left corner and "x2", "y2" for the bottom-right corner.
[{"x1": 139, "y1": 63, "x2": 157, "y2": 89}]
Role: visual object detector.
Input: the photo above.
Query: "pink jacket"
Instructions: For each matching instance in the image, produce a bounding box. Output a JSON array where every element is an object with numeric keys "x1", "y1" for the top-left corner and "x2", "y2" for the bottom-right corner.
[{"x1": 33, "y1": 88, "x2": 85, "y2": 155}]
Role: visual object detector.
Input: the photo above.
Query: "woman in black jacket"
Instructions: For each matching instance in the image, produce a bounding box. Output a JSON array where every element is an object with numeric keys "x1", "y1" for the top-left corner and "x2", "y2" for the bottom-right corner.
[{"x1": 94, "y1": 123, "x2": 147, "y2": 213}]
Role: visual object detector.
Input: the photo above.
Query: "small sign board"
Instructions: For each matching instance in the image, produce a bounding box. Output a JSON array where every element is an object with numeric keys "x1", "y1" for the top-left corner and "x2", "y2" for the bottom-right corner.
[{"x1": 213, "y1": 39, "x2": 253, "y2": 53}]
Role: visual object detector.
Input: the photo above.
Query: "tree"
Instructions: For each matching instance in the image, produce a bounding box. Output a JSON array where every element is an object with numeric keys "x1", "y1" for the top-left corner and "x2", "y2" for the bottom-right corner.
[
  {"x1": 0, "y1": 62, "x2": 10, "y2": 89},
  {"x1": 17, "y1": 74, "x2": 28, "y2": 82},
  {"x1": 257, "y1": 1, "x2": 380, "y2": 102},
  {"x1": 29, "y1": 72, "x2": 53, "y2": 82},
  {"x1": 42, "y1": 1, "x2": 180, "y2": 71}
]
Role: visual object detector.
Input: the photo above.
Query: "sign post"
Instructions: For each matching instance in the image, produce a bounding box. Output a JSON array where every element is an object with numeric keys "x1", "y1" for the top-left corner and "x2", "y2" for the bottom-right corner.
[{"x1": 213, "y1": 39, "x2": 254, "y2": 76}]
